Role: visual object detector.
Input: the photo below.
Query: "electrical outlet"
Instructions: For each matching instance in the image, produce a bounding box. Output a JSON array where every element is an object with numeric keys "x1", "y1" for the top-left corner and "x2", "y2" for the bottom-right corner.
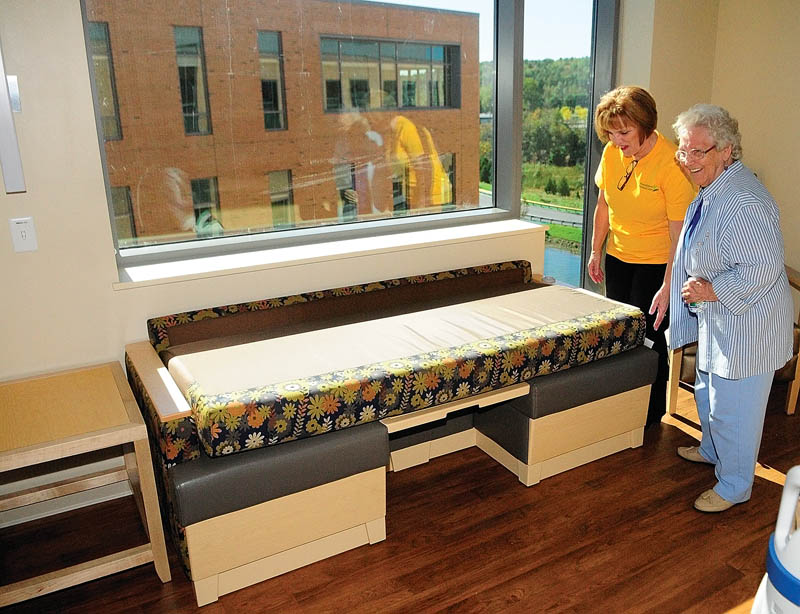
[{"x1": 9, "y1": 217, "x2": 38, "y2": 252}]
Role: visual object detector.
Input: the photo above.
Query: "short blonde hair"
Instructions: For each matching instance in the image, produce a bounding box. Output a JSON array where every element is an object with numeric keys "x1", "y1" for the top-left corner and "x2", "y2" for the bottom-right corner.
[
  {"x1": 672, "y1": 104, "x2": 742, "y2": 161},
  {"x1": 594, "y1": 86, "x2": 658, "y2": 144}
]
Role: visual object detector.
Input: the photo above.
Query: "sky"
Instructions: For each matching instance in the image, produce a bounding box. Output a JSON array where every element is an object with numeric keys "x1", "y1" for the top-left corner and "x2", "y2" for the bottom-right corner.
[{"x1": 397, "y1": 0, "x2": 593, "y2": 62}]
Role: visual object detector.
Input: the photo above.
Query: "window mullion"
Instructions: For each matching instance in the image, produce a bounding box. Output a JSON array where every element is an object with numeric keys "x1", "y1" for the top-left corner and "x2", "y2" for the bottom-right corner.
[{"x1": 493, "y1": 0, "x2": 524, "y2": 215}]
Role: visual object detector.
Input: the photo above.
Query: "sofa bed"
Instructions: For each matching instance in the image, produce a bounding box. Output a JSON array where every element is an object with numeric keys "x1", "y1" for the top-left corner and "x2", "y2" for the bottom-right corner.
[{"x1": 124, "y1": 260, "x2": 657, "y2": 605}]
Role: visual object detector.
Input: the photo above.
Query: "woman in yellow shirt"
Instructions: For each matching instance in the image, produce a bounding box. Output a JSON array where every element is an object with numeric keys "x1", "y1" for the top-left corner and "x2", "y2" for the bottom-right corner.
[{"x1": 589, "y1": 86, "x2": 696, "y2": 428}]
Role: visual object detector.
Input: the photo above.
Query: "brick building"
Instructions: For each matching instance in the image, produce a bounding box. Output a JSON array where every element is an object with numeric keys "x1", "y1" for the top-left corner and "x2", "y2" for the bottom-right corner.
[{"x1": 86, "y1": 0, "x2": 481, "y2": 247}]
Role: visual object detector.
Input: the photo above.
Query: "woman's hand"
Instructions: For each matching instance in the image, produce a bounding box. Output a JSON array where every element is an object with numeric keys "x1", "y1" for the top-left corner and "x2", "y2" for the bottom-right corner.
[
  {"x1": 681, "y1": 276, "x2": 718, "y2": 304},
  {"x1": 649, "y1": 283, "x2": 670, "y2": 330},
  {"x1": 588, "y1": 250, "x2": 604, "y2": 283}
]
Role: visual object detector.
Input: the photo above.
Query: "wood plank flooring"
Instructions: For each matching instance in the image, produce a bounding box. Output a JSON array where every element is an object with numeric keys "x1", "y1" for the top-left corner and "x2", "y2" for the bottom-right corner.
[{"x1": 2, "y1": 385, "x2": 798, "y2": 613}]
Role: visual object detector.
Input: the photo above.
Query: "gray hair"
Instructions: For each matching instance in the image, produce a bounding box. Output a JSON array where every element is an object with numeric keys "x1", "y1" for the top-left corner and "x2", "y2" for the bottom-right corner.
[{"x1": 672, "y1": 104, "x2": 742, "y2": 161}]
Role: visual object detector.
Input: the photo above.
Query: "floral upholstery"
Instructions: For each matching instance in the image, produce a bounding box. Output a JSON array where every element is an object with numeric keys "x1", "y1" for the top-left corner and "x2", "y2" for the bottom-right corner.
[
  {"x1": 186, "y1": 304, "x2": 645, "y2": 458},
  {"x1": 126, "y1": 353, "x2": 201, "y2": 467}
]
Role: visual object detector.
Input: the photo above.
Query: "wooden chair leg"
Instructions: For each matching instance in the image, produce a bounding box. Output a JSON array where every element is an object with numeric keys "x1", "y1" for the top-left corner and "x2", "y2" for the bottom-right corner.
[
  {"x1": 786, "y1": 359, "x2": 800, "y2": 415},
  {"x1": 667, "y1": 346, "x2": 683, "y2": 416}
]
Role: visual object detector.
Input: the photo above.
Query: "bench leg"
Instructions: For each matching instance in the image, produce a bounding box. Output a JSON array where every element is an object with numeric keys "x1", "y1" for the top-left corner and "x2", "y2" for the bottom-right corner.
[
  {"x1": 194, "y1": 575, "x2": 219, "y2": 607},
  {"x1": 517, "y1": 462, "x2": 542, "y2": 487},
  {"x1": 366, "y1": 517, "x2": 386, "y2": 544}
]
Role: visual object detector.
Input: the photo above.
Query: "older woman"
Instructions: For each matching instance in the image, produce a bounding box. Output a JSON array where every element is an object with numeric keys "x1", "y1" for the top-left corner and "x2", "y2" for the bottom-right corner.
[
  {"x1": 670, "y1": 104, "x2": 793, "y2": 512},
  {"x1": 590, "y1": 86, "x2": 696, "y2": 427}
]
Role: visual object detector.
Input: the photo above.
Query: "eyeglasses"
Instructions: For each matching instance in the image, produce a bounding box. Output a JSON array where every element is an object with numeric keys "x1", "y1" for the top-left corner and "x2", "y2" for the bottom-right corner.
[
  {"x1": 617, "y1": 159, "x2": 638, "y2": 191},
  {"x1": 675, "y1": 145, "x2": 715, "y2": 163}
]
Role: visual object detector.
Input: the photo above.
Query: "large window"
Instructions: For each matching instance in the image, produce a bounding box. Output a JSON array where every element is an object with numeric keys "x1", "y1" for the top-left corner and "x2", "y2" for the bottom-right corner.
[
  {"x1": 174, "y1": 26, "x2": 212, "y2": 135},
  {"x1": 88, "y1": 21, "x2": 121, "y2": 141},
  {"x1": 84, "y1": 1, "x2": 614, "y2": 277},
  {"x1": 321, "y1": 38, "x2": 458, "y2": 112}
]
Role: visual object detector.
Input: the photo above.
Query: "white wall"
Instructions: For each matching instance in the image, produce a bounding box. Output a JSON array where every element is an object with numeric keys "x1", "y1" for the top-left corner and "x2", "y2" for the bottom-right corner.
[
  {"x1": 618, "y1": 0, "x2": 798, "y2": 272},
  {"x1": 711, "y1": 0, "x2": 800, "y2": 267}
]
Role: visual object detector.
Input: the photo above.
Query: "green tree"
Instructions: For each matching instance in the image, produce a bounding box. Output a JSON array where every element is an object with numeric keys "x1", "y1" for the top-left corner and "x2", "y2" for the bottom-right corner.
[
  {"x1": 558, "y1": 176, "x2": 570, "y2": 196},
  {"x1": 479, "y1": 140, "x2": 492, "y2": 184}
]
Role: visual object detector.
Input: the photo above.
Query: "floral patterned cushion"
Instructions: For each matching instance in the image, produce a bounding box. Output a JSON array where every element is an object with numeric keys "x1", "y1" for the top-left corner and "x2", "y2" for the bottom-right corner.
[{"x1": 185, "y1": 302, "x2": 645, "y2": 458}]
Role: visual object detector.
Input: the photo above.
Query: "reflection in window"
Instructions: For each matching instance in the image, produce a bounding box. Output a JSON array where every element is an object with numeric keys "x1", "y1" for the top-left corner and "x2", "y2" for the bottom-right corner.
[
  {"x1": 85, "y1": 1, "x2": 488, "y2": 252},
  {"x1": 190, "y1": 177, "x2": 223, "y2": 237},
  {"x1": 439, "y1": 153, "x2": 455, "y2": 209},
  {"x1": 322, "y1": 37, "x2": 457, "y2": 112},
  {"x1": 268, "y1": 170, "x2": 295, "y2": 228},
  {"x1": 258, "y1": 31, "x2": 287, "y2": 130},
  {"x1": 174, "y1": 26, "x2": 212, "y2": 135},
  {"x1": 110, "y1": 186, "x2": 136, "y2": 245},
  {"x1": 88, "y1": 22, "x2": 122, "y2": 141},
  {"x1": 334, "y1": 163, "x2": 357, "y2": 221}
]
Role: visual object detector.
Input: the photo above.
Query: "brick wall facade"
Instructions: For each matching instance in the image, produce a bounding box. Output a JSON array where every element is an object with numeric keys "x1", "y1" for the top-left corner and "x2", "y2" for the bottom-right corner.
[{"x1": 87, "y1": 0, "x2": 480, "y2": 242}]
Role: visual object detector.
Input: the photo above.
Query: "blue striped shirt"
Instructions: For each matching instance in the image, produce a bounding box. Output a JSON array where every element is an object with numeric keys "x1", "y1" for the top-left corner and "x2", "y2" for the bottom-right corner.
[{"x1": 669, "y1": 161, "x2": 793, "y2": 379}]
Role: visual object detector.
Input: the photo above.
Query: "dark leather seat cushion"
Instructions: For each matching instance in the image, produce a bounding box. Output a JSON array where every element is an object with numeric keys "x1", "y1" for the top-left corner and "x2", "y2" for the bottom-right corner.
[{"x1": 168, "y1": 420, "x2": 389, "y2": 526}]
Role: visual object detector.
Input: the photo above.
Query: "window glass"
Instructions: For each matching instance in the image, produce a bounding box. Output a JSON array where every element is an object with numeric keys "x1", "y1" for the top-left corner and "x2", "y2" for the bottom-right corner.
[
  {"x1": 88, "y1": 22, "x2": 121, "y2": 140},
  {"x1": 518, "y1": 0, "x2": 593, "y2": 287},
  {"x1": 84, "y1": 1, "x2": 493, "y2": 251}
]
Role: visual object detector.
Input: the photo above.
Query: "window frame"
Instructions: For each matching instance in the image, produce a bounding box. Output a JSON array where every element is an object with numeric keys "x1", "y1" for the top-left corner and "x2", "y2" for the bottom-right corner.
[{"x1": 82, "y1": 0, "x2": 616, "y2": 279}]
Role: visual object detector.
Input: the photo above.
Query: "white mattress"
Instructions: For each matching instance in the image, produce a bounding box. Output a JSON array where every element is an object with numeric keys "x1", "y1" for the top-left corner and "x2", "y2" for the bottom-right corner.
[{"x1": 168, "y1": 285, "x2": 625, "y2": 397}]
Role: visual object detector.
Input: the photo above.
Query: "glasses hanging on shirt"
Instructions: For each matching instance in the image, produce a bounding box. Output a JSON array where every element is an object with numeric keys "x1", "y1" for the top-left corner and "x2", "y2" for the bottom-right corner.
[{"x1": 617, "y1": 158, "x2": 638, "y2": 191}]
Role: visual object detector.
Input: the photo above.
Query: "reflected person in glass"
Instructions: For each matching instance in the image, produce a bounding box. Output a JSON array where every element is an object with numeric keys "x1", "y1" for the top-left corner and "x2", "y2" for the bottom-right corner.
[
  {"x1": 589, "y1": 86, "x2": 696, "y2": 428},
  {"x1": 670, "y1": 104, "x2": 793, "y2": 513}
]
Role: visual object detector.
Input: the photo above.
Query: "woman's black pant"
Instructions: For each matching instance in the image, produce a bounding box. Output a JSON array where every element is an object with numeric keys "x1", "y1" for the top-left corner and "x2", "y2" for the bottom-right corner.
[{"x1": 604, "y1": 254, "x2": 668, "y2": 427}]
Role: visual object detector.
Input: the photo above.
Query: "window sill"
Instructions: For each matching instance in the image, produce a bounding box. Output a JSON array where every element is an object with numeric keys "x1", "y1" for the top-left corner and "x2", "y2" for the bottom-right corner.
[{"x1": 112, "y1": 219, "x2": 545, "y2": 290}]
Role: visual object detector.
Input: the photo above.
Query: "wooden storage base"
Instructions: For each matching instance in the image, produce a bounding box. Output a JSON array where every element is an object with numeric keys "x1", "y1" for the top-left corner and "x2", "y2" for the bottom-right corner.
[
  {"x1": 477, "y1": 385, "x2": 649, "y2": 486},
  {"x1": 389, "y1": 385, "x2": 649, "y2": 487},
  {"x1": 186, "y1": 467, "x2": 386, "y2": 607},
  {"x1": 389, "y1": 429, "x2": 477, "y2": 472}
]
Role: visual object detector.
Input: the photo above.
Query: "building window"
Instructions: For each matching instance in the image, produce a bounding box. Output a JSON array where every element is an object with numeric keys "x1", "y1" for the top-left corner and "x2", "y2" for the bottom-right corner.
[
  {"x1": 321, "y1": 38, "x2": 343, "y2": 111},
  {"x1": 174, "y1": 26, "x2": 212, "y2": 135},
  {"x1": 258, "y1": 31, "x2": 287, "y2": 130},
  {"x1": 334, "y1": 163, "x2": 357, "y2": 222},
  {"x1": 110, "y1": 186, "x2": 136, "y2": 245},
  {"x1": 190, "y1": 177, "x2": 223, "y2": 237},
  {"x1": 88, "y1": 21, "x2": 122, "y2": 141},
  {"x1": 267, "y1": 170, "x2": 295, "y2": 229},
  {"x1": 322, "y1": 37, "x2": 458, "y2": 112}
]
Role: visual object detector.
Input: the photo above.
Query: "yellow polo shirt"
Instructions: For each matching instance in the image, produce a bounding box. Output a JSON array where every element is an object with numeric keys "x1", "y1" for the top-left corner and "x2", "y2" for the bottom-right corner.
[{"x1": 595, "y1": 131, "x2": 696, "y2": 264}]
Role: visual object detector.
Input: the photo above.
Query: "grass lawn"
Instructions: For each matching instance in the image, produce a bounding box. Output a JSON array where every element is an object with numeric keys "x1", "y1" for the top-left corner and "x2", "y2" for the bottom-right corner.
[{"x1": 546, "y1": 223, "x2": 582, "y2": 245}]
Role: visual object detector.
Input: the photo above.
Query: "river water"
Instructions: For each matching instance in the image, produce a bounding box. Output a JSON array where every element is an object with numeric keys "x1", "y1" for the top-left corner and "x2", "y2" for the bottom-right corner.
[{"x1": 543, "y1": 244, "x2": 582, "y2": 287}]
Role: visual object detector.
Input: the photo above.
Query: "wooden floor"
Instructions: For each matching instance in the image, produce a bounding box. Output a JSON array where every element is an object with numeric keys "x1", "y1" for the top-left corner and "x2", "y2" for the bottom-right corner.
[{"x1": 2, "y1": 385, "x2": 799, "y2": 613}]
